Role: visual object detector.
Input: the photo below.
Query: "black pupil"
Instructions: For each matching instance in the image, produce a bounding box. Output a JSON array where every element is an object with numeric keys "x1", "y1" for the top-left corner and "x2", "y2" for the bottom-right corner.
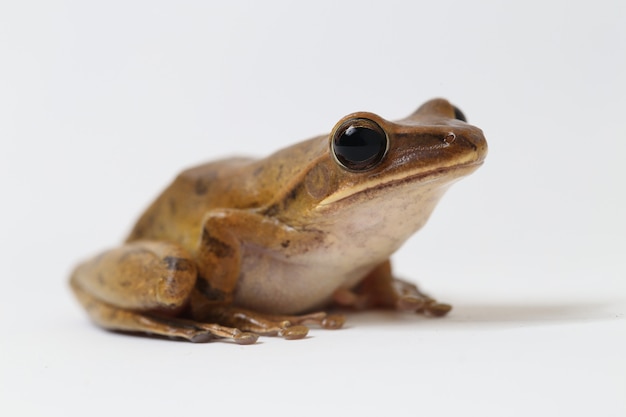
[{"x1": 333, "y1": 123, "x2": 386, "y2": 170}]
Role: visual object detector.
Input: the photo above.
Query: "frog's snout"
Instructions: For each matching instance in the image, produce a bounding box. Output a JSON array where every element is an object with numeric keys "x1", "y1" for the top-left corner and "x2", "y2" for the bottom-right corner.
[{"x1": 458, "y1": 127, "x2": 488, "y2": 165}]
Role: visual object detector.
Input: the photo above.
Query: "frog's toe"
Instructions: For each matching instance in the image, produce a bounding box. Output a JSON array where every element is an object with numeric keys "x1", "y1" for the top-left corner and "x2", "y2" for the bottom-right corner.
[
  {"x1": 233, "y1": 331, "x2": 260, "y2": 345},
  {"x1": 396, "y1": 295, "x2": 426, "y2": 312},
  {"x1": 189, "y1": 332, "x2": 214, "y2": 343},
  {"x1": 321, "y1": 314, "x2": 345, "y2": 329},
  {"x1": 424, "y1": 302, "x2": 452, "y2": 317},
  {"x1": 396, "y1": 294, "x2": 452, "y2": 317},
  {"x1": 188, "y1": 329, "x2": 259, "y2": 344},
  {"x1": 280, "y1": 325, "x2": 309, "y2": 340}
]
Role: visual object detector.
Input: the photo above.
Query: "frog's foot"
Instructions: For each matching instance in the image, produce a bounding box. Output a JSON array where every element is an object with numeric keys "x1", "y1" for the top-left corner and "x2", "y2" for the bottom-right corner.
[
  {"x1": 332, "y1": 260, "x2": 452, "y2": 317},
  {"x1": 260, "y1": 310, "x2": 345, "y2": 330},
  {"x1": 391, "y1": 279, "x2": 452, "y2": 317},
  {"x1": 134, "y1": 315, "x2": 260, "y2": 345},
  {"x1": 203, "y1": 307, "x2": 345, "y2": 341}
]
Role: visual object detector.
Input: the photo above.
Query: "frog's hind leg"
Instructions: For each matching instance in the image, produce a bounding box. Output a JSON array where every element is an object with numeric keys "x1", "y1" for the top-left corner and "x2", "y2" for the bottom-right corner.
[
  {"x1": 70, "y1": 240, "x2": 257, "y2": 344},
  {"x1": 332, "y1": 260, "x2": 452, "y2": 317},
  {"x1": 71, "y1": 285, "x2": 257, "y2": 344}
]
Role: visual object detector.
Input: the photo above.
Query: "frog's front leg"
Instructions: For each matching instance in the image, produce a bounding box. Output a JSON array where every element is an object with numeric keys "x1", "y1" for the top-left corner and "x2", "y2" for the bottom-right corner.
[
  {"x1": 332, "y1": 260, "x2": 452, "y2": 317},
  {"x1": 189, "y1": 208, "x2": 346, "y2": 337},
  {"x1": 70, "y1": 240, "x2": 258, "y2": 344}
]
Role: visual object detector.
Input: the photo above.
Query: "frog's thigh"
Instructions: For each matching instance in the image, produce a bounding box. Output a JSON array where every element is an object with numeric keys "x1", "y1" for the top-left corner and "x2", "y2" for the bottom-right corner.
[
  {"x1": 70, "y1": 241, "x2": 259, "y2": 344},
  {"x1": 334, "y1": 260, "x2": 452, "y2": 317},
  {"x1": 70, "y1": 240, "x2": 197, "y2": 312},
  {"x1": 72, "y1": 284, "x2": 257, "y2": 343}
]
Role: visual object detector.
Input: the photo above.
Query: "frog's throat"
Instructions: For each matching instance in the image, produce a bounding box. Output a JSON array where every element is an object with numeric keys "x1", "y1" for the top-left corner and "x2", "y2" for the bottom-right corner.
[{"x1": 318, "y1": 161, "x2": 483, "y2": 206}]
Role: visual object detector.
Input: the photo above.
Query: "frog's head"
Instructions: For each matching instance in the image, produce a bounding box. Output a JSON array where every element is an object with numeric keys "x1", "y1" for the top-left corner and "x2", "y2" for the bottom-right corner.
[
  {"x1": 318, "y1": 98, "x2": 487, "y2": 207},
  {"x1": 256, "y1": 98, "x2": 487, "y2": 277},
  {"x1": 271, "y1": 98, "x2": 487, "y2": 243}
]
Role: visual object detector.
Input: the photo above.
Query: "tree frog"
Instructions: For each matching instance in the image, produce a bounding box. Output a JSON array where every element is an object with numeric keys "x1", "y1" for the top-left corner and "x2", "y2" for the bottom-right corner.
[{"x1": 70, "y1": 98, "x2": 487, "y2": 344}]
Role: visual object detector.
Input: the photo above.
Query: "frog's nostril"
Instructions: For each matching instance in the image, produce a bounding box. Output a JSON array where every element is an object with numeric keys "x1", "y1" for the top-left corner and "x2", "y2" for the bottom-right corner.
[{"x1": 444, "y1": 133, "x2": 456, "y2": 144}]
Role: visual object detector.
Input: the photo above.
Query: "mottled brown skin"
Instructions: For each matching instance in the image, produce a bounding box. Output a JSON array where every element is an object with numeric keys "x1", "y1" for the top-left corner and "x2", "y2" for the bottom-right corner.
[{"x1": 70, "y1": 98, "x2": 487, "y2": 344}]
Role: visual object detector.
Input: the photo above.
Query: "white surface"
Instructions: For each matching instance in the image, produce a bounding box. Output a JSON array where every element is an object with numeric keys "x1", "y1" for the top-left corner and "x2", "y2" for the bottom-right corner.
[{"x1": 1, "y1": 1, "x2": 625, "y2": 416}]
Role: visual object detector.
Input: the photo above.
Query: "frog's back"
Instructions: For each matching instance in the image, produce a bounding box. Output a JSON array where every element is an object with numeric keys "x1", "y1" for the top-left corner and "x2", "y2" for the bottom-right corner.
[
  {"x1": 126, "y1": 137, "x2": 326, "y2": 252},
  {"x1": 126, "y1": 157, "x2": 259, "y2": 250}
]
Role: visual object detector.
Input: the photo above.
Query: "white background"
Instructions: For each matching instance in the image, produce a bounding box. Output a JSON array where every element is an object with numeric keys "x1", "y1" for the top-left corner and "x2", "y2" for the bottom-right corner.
[{"x1": 1, "y1": 1, "x2": 625, "y2": 416}]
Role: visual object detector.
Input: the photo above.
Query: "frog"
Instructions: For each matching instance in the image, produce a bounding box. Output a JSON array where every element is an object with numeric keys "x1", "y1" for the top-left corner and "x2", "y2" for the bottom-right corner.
[{"x1": 70, "y1": 98, "x2": 487, "y2": 344}]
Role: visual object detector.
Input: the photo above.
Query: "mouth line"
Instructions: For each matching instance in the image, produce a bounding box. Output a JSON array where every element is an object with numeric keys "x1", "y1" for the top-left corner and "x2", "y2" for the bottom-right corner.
[
  {"x1": 320, "y1": 160, "x2": 484, "y2": 206},
  {"x1": 383, "y1": 159, "x2": 484, "y2": 186}
]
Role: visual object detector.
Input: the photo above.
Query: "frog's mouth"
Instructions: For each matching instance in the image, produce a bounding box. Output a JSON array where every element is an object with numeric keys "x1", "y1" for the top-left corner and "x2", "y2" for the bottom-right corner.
[{"x1": 319, "y1": 160, "x2": 483, "y2": 206}]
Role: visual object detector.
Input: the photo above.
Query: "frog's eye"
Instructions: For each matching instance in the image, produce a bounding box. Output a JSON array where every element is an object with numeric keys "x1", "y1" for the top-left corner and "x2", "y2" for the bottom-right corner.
[
  {"x1": 453, "y1": 106, "x2": 467, "y2": 122},
  {"x1": 331, "y1": 118, "x2": 388, "y2": 171}
]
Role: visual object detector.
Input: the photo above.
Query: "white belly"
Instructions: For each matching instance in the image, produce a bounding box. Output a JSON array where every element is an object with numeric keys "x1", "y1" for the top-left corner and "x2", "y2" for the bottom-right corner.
[{"x1": 232, "y1": 177, "x2": 455, "y2": 314}]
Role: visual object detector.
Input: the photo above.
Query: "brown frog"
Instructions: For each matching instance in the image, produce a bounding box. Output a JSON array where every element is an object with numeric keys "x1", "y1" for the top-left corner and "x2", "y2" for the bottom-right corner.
[{"x1": 70, "y1": 98, "x2": 487, "y2": 344}]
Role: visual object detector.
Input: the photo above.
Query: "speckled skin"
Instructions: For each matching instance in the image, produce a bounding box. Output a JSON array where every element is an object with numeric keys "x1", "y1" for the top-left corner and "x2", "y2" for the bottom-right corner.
[{"x1": 70, "y1": 98, "x2": 487, "y2": 344}]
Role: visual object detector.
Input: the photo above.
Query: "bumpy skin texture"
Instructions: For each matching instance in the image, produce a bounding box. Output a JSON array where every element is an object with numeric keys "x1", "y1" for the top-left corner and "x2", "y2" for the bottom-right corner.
[{"x1": 70, "y1": 98, "x2": 487, "y2": 344}]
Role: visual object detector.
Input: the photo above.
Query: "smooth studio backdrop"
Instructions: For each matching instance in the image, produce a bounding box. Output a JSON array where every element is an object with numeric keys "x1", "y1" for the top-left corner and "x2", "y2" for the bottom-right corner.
[{"x1": 1, "y1": 1, "x2": 625, "y2": 416}]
